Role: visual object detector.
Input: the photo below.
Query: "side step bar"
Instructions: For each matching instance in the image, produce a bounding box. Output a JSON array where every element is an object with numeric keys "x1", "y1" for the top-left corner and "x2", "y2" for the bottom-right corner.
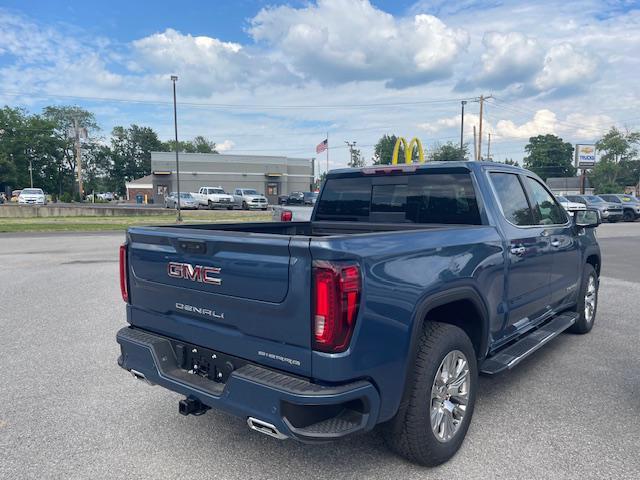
[{"x1": 480, "y1": 312, "x2": 578, "y2": 375}]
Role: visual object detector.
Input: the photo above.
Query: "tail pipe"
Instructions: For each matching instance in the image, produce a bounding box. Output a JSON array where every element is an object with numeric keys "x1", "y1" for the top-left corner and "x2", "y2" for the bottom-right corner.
[{"x1": 247, "y1": 417, "x2": 288, "y2": 440}]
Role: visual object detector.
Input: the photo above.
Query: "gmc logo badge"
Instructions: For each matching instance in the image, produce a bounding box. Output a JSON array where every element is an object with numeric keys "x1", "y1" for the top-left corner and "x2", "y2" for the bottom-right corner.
[{"x1": 167, "y1": 262, "x2": 222, "y2": 285}]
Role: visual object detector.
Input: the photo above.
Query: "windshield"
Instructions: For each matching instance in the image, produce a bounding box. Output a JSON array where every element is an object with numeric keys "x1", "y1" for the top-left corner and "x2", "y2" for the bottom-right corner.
[
  {"x1": 556, "y1": 196, "x2": 568, "y2": 202},
  {"x1": 211, "y1": 188, "x2": 225, "y2": 194},
  {"x1": 22, "y1": 188, "x2": 43, "y2": 194},
  {"x1": 584, "y1": 196, "x2": 603, "y2": 203},
  {"x1": 179, "y1": 193, "x2": 193, "y2": 198},
  {"x1": 243, "y1": 189, "x2": 258, "y2": 195},
  {"x1": 621, "y1": 195, "x2": 638, "y2": 202}
]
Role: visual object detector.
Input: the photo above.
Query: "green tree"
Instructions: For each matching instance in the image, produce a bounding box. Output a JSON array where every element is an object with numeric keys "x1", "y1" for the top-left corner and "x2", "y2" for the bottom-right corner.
[
  {"x1": 523, "y1": 134, "x2": 575, "y2": 180},
  {"x1": 42, "y1": 105, "x2": 99, "y2": 196},
  {"x1": 430, "y1": 142, "x2": 469, "y2": 161},
  {"x1": 588, "y1": 128, "x2": 640, "y2": 193},
  {"x1": 109, "y1": 125, "x2": 164, "y2": 195},
  {"x1": 595, "y1": 127, "x2": 640, "y2": 163},
  {"x1": 163, "y1": 136, "x2": 218, "y2": 154},
  {"x1": 0, "y1": 107, "x2": 64, "y2": 194}
]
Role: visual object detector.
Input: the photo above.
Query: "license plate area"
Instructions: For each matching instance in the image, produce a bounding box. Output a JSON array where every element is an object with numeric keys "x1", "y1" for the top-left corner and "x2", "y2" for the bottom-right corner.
[{"x1": 171, "y1": 340, "x2": 249, "y2": 384}]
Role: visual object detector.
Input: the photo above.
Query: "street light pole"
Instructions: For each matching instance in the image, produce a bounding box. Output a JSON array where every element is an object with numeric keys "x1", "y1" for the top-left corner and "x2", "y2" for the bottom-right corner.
[
  {"x1": 460, "y1": 100, "x2": 466, "y2": 159},
  {"x1": 29, "y1": 157, "x2": 33, "y2": 188},
  {"x1": 171, "y1": 75, "x2": 182, "y2": 223}
]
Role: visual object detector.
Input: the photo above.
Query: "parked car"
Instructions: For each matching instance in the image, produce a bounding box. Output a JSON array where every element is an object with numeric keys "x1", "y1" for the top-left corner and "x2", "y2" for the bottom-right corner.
[
  {"x1": 303, "y1": 191, "x2": 318, "y2": 205},
  {"x1": 598, "y1": 194, "x2": 640, "y2": 222},
  {"x1": 117, "y1": 161, "x2": 601, "y2": 466},
  {"x1": 555, "y1": 195, "x2": 586, "y2": 215},
  {"x1": 277, "y1": 194, "x2": 289, "y2": 205},
  {"x1": 164, "y1": 192, "x2": 199, "y2": 209},
  {"x1": 565, "y1": 194, "x2": 623, "y2": 222},
  {"x1": 18, "y1": 188, "x2": 46, "y2": 205},
  {"x1": 96, "y1": 192, "x2": 116, "y2": 201},
  {"x1": 192, "y1": 186, "x2": 235, "y2": 210},
  {"x1": 233, "y1": 188, "x2": 269, "y2": 210},
  {"x1": 10, "y1": 189, "x2": 22, "y2": 202}
]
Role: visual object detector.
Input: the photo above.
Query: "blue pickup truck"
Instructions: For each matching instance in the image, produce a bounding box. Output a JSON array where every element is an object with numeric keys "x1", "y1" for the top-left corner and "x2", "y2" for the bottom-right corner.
[{"x1": 117, "y1": 161, "x2": 601, "y2": 466}]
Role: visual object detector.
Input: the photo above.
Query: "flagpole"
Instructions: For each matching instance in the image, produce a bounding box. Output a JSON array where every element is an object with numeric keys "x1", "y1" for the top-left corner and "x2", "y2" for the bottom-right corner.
[{"x1": 326, "y1": 131, "x2": 329, "y2": 176}]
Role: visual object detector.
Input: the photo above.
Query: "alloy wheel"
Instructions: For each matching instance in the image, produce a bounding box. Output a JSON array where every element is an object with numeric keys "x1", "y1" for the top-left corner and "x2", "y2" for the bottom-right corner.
[{"x1": 430, "y1": 350, "x2": 470, "y2": 443}]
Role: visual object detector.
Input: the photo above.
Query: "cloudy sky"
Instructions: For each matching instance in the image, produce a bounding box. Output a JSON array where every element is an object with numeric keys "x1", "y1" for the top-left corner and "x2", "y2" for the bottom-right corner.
[{"x1": 1, "y1": 0, "x2": 639, "y2": 172}]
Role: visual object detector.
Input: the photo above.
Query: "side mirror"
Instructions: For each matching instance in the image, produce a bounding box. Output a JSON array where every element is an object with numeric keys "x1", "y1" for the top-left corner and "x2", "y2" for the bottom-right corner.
[{"x1": 574, "y1": 208, "x2": 600, "y2": 228}]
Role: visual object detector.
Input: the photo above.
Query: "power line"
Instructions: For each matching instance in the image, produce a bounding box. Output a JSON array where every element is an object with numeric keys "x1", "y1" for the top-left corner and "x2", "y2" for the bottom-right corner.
[{"x1": 0, "y1": 90, "x2": 474, "y2": 110}]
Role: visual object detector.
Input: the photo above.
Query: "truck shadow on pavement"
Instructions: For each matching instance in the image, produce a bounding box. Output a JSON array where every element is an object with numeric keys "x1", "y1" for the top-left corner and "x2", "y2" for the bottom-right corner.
[{"x1": 151, "y1": 333, "x2": 573, "y2": 478}]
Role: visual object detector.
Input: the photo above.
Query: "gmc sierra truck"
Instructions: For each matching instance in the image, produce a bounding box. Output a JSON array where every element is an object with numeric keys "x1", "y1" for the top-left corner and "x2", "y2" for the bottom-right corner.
[{"x1": 116, "y1": 162, "x2": 601, "y2": 466}]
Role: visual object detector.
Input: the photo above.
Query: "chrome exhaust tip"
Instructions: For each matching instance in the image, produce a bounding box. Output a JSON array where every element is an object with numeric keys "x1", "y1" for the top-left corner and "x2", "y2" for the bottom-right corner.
[
  {"x1": 130, "y1": 369, "x2": 153, "y2": 385},
  {"x1": 247, "y1": 417, "x2": 288, "y2": 440}
]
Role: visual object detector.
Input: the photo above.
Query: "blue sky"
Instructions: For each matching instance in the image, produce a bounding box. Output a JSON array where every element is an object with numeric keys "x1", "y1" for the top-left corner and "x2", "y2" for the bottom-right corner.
[{"x1": 1, "y1": 0, "x2": 639, "y2": 170}]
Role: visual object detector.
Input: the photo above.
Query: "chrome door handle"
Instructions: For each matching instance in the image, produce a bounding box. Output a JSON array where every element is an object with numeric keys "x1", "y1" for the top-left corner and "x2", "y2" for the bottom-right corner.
[
  {"x1": 510, "y1": 246, "x2": 526, "y2": 256},
  {"x1": 551, "y1": 240, "x2": 561, "y2": 248}
]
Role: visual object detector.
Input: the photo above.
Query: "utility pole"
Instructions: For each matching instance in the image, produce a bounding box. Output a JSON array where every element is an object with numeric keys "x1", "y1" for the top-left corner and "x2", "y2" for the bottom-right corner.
[
  {"x1": 472, "y1": 94, "x2": 492, "y2": 161},
  {"x1": 171, "y1": 75, "x2": 182, "y2": 223},
  {"x1": 345, "y1": 140, "x2": 357, "y2": 166},
  {"x1": 73, "y1": 118, "x2": 83, "y2": 198},
  {"x1": 460, "y1": 100, "x2": 467, "y2": 159},
  {"x1": 28, "y1": 157, "x2": 33, "y2": 188},
  {"x1": 473, "y1": 126, "x2": 477, "y2": 162},
  {"x1": 487, "y1": 133, "x2": 491, "y2": 162}
]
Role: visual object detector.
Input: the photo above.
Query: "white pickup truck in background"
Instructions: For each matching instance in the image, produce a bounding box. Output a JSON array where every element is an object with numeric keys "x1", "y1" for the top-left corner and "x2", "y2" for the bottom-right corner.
[{"x1": 192, "y1": 186, "x2": 235, "y2": 210}]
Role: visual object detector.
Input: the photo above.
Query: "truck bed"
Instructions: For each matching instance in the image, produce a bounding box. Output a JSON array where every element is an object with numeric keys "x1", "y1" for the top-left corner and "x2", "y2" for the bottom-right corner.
[{"x1": 138, "y1": 220, "x2": 479, "y2": 237}]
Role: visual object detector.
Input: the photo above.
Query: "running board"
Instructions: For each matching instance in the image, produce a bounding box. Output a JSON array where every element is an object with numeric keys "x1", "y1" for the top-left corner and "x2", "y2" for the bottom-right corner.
[{"x1": 480, "y1": 312, "x2": 578, "y2": 375}]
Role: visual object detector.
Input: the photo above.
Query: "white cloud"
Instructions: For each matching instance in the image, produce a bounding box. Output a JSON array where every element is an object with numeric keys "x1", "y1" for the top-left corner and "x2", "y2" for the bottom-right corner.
[
  {"x1": 468, "y1": 32, "x2": 543, "y2": 89},
  {"x1": 249, "y1": 0, "x2": 468, "y2": 88},
  {"x1": 495, "y1": 109, "x2": 558, "y2": 139},
  {"x1": 216, "y1": 139, "x2": 235, "y2": 152},
  {"x1": 534, "y1": 43, "x2": 598, "y2": 91}
]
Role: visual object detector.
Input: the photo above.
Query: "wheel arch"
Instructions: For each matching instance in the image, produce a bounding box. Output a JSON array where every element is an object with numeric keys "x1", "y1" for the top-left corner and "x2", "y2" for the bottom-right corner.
[
  {"x1": 586, "y1": 253, "x2": 601, "y2": 277},
  {"x1": 396, "y1": 287, "x2": 490, "y2": 415}
]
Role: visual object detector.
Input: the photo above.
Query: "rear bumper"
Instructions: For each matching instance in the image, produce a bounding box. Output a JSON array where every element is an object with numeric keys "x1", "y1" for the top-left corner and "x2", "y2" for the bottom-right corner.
[{"x1": 116, "y1": 327, "x2": 380, "y2": 442}]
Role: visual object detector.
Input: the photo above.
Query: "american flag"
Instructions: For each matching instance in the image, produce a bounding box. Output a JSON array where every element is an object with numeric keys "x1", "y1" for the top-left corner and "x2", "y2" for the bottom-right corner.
[{"x1": 316, "y1": 138, "x2": 328, "y2": 154}]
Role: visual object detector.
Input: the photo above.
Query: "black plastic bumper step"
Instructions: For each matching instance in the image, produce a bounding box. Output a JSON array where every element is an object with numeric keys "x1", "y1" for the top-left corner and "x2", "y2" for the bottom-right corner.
[{"x1": 480, "y1": 312, "x2": 578, "y2": 375}]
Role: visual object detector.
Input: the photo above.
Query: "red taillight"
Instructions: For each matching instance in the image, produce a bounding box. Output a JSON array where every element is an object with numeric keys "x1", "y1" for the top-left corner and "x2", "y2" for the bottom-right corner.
[
  {"x1": 280, "y1": 210, "x2": 293, "y2": 222},
  {"x1": 119, "y1": 244, "x2": 129, "y2": 303},
  {"x1": 313, "y1": 262, "x2": 361, "y2": 353}
]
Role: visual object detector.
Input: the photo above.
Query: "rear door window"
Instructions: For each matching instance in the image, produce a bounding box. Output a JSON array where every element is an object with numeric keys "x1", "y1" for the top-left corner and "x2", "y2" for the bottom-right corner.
[{"x1": 316, "y1": 172, "x2": 481, "y2": 224}]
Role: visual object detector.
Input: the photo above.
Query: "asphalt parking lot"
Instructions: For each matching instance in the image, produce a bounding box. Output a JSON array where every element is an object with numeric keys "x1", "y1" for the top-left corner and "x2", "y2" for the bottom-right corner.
[{"x1": 1, "y1": 223, "x2": 639, "y2": 479}]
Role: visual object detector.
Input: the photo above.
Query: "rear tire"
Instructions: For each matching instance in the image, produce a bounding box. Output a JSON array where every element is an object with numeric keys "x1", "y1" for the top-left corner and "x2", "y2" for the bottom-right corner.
[
  {"x1": 383, "y1": 322, "x2": 477, "y2": 466},
  {"x1": 568, "y1": 264, "x2": 598, "y2": 334}
]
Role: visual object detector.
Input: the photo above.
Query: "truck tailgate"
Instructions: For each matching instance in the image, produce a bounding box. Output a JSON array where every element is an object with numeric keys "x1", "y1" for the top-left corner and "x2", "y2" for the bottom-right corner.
[{"x1": 126, "y1": 227, "x2": 312, "y2": 376}]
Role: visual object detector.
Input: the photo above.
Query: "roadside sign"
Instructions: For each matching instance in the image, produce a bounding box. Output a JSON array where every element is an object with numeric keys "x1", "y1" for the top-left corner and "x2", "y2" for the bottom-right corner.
[{"x1": 576, "y1": 144, "x2": 597, "y2": 168}]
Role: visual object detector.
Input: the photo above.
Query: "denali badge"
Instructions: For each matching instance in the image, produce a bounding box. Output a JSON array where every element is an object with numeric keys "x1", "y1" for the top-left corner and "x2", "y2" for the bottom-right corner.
[
  {"x1": 167, "y1": 262, "x2": 222, "y2": 285},
  {"x1": 176, "y1": 302, "x2": 224, "y2": 319}
]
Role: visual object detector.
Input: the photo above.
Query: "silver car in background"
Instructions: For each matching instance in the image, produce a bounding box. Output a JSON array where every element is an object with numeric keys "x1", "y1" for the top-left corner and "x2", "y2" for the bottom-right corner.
[
  {"x1": 18, "y1": 188, "x2": 46, "y2": 205},
  {"x1": 233, "y1": 188, "x2": 269, "y2": 210},
  {"x1": 164, "y1": 192, "x2": 199, "y2": 209}
]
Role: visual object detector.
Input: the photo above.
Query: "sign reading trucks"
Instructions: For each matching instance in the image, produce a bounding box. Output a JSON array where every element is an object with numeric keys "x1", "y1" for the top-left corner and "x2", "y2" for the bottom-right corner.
[{"x1": 576, "y1": 144, "x2": 597, "y2": 168}]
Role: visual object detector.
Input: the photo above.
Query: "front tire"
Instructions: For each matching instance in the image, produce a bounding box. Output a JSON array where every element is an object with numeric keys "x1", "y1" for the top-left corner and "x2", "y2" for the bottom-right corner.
[
  {"x1": 383, "y1": 322, "x2": 477, "y2": 466},
  {"x1": 623, "y1": 210, "x2": 634, "y2": 222},
  {"x1": 242, "y1": 201, "x2": 248, "y2": 210},
  {"x1": 568, "y1": 264, "x2": 598, "y2": 334}
]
